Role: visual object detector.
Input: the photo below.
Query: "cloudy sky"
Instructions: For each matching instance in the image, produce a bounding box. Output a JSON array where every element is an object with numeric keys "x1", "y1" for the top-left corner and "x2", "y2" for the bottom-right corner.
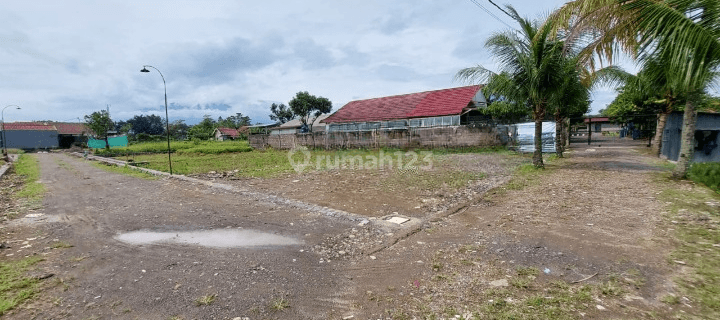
[{"x1": 1, "y1": 0, "x2": 626, "y2": 125}]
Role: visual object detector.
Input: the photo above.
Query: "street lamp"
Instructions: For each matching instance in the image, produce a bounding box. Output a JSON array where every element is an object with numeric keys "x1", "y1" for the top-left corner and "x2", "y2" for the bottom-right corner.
[
  {"x1": 2, "y1": 105, "x2": 21, "y2": 159},
  {"x1": 140, "y1": 65, "x2": 173, "y2": 175}
]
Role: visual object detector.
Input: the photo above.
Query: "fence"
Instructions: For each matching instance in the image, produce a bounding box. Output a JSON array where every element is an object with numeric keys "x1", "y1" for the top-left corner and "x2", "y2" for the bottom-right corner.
[{"x1": 250, "y1": 125, "x2": 510, "y2": 150}]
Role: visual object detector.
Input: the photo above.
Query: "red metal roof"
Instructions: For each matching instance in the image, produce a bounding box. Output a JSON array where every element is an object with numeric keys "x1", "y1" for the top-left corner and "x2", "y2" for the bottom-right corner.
[
  {"x1": 54, "y1": 122, "x2": 88, "y2": 135},
  {"x1": 217, "y1": 127, "x2": 240, "y2": 137},
  {"x1": 3, "y1": 122, "x2": 57, "y2": 131},
  {"x1": 323, "y1": 85, "x2": 482, "y2": 123}
]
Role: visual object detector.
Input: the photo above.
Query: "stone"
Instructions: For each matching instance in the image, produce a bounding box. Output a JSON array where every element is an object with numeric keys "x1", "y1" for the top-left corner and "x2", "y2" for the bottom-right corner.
[
  {"x1": 596, "y1": 305, "x2": 606, "y2": 311},
  {"x1": 369, "y1": 256, "x2": 376, "y2": 260},
  {"x1": 489, "y1": 279, "x2": 508, "y2": 287}
]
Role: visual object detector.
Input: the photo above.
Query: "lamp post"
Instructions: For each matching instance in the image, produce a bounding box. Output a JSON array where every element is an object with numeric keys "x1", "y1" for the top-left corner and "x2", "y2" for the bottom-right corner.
[
  {"x1": 140, "y1": 65, "x2": 173, "y2": 175},
  {"x1": 2, "y1": 105, "x2": 21, "y2": 159}
]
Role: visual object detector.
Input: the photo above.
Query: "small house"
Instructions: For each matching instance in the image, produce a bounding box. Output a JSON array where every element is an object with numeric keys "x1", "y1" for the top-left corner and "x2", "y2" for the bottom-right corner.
[
  {"x1": 213, "y1": 127, "x2": 241, "y2": 141},
  {"x1": 583, "y1": 117, "x2": 621, "y2": 133}
]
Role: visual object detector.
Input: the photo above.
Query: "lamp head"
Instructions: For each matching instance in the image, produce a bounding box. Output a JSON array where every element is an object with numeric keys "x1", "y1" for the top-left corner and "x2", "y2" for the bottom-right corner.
[{"x1": 140, "y1": 67, "x2": 150, "y2": 73}]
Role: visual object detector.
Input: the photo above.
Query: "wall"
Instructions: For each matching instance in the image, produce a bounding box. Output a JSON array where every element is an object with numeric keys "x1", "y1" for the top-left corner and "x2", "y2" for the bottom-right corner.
[
  {"x1": 662, "y1": 112, "x2": 720, "y2": 162},
  {"x1": 1, "y1": 130, "x2": 59, "y2": 149},
  {"x1": 250, "y1": 125, "x2": 507, "y2": 150}
]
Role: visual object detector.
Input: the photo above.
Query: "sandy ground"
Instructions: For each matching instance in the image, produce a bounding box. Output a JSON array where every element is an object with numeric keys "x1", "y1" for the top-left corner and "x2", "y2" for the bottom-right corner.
[{"x1": 0, "y1": 141, "x2": 691, "y2": 319}]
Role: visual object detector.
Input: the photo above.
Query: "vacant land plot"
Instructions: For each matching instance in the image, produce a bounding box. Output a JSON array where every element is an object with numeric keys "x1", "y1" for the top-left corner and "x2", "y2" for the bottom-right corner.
[{"x1": 0, "y1": 145, "x2": 717, "y2": 319}]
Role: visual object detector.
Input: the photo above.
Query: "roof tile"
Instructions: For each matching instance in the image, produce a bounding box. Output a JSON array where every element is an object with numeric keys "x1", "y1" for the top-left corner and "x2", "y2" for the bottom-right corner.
[{"x1": 324, "y1": 85, "x2": 481, "y2": 123}]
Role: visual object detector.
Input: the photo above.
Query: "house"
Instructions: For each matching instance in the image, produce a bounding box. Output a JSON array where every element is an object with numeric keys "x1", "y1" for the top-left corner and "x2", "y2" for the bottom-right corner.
[
  {"x1": 213, "y1": 127, "x2": 241, "y2": 141},
  {"x1": 1, "y1": 122, "x2": 89, "y2": 149},
  {"x1": 661, "y1": 111, "x2": 720, "y2": 163},
  {"x1": 583, "y1": 117, "x2": 621, "y2": 133},
  {"x1": 321, "y1": 85, "x2": 486, "y2": 131},
  {"x1": 269, "y1": 114, "x2": 331, "y2": 135}
]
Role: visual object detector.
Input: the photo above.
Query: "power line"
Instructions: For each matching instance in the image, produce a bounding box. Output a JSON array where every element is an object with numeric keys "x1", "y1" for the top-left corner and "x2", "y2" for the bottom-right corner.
[
  {"x1": 486, "y1": 0, "x2": 514, "y2": 19},
  {"x1": 468, "y1": 0, "x2": 516, "y2": 31}
]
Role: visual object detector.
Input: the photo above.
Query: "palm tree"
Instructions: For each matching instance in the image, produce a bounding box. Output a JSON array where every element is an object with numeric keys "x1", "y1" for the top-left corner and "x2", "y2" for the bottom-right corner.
[
  {"x1": 456, "y1": 6, "x2": 565, "y2": 168},
  {"x1": 548, "y1": 51, "x2": 595, "y2": 158},
  {"x1": 550, "y1": 0, "x2": 720, "y2": 178}
]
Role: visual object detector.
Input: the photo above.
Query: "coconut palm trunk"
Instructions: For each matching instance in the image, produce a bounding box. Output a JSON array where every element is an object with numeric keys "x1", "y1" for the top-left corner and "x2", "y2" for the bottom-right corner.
[
  {"x1": 652, "y1": 112, "x2": 669, "y2": 156},
  {"x1": 533, "y1": 107, "x2": 545, "y2": 167},
  {"x1": 554, "y1": 108, "x2": 564, "y2": 158},
  {"x1": 672, "y1": 99, "x2": 697, "y2": 179}
]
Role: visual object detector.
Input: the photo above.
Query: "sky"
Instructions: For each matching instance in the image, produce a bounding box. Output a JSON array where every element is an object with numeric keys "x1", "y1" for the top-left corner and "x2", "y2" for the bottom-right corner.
[{"x1": 0, "y1": 0, "x2": 626, "y2": 125}]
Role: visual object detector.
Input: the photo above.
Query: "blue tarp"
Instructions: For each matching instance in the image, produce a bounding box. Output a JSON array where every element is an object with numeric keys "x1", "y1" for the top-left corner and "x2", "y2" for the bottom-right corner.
[{"x1": 88, "y1": 135, "x2": 128, "y2": 148}]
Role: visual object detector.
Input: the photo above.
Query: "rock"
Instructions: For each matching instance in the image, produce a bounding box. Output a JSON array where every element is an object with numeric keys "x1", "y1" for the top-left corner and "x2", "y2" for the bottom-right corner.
[
  {"x1": 369, "y1": 255, "x2": 376, "y2": 260},
  {"x1": 624, "y1": 295, "x2": 644, "y2": 302},
  {"x1": 489, "y1": 279, "x2": 508, "y2": 287},
  {"x1": 596, "y1": 305, "x2": 606, "y2": 311},
  {"x1": 674, "y1": 260, "x2": 686, "y2": 265}
]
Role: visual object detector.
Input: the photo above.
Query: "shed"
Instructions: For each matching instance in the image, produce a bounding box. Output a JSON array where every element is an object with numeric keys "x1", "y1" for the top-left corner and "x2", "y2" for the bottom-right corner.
[
  {"x1": 269, "y1": 114, "x2": 330, "y2": 135},
  {"x1": 661, "y1": 111, "x2": 720, "y2": 163},
  {"x1": 2, "y1": 122, "x2": 59, "y2": 149}
]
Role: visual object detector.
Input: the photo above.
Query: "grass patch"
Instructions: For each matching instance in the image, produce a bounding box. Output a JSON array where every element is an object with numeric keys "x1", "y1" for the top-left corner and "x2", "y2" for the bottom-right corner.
[
  {"x1": 50, "y1": 241, "x2": 73, "y2": 249},
  {"x1": 95, "y1": 140, "x2": 252, "y2": 156},
  {"x1": 90, "y1": 162, "x2": 158, "y2": 180},
  {"x1": 268, "y1": 296, "x2": 290, "y2": 311},
  {"x1": 13, "y1": 154, "x2": 45, "y2": 201},
  {"x1": 0, "y1": 256, "x2": 44, "y2": 315},
  {"x1": 194, "y1": 294, "x2": 216, "y2": 306},
  {"x1": 658, "y1": 181, "x2": 720, "y2": 318},
  {"x1": 113, "y1": 146, "x2": 512, "y2": 178},
  {"x1": 688, "y1": 162, "x2": 720, "y2": 193}
]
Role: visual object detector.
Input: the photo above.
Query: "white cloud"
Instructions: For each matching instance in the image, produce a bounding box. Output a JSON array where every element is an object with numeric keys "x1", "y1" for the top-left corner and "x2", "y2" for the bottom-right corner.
[{"x1": 1, "y1": 0, "x2": 622, "y2": 124}]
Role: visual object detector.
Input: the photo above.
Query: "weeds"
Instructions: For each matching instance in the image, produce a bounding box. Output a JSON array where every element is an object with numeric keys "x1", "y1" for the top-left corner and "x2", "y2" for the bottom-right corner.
[
  {"x1": 268, "y1": 296, "x2": 290, "y2": 311},
  {"x1": 0, "y1": 256, "x2": 44, "y2": 315},
  {"x1": 50, "y1": 241, "x2": 73, "y2": 249},
  {"x1": 194, "y1": 294, "x2": 216, "y2": 306},
  {"x1": 13, "y1": 154, "x2": 45, "y2": 201},
  {"x1": 658, "y1": 179, "x2": 720, "y2": 317},
  {"x1": 688, "y1": 162, "x2": 720, "y2": 193}
]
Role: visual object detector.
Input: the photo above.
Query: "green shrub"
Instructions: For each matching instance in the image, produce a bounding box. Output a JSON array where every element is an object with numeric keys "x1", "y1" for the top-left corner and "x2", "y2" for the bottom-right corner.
[{"x1": 689, "y1": 162, "x2": 720, "y2": 192}]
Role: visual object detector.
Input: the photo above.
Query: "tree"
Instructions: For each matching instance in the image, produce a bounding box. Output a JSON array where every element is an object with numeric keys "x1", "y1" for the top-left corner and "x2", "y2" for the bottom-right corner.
[
  {"x1": 167, "y1": 120, "x2": 189, "y2": 140},
  {"x1": 288, "y1": 92, "x2": 333, "y2": 131},
  {"x1": 550, "y1": 0, "x2": 720, "y2": 178},
  {"x1": 269, "y1": 103, "x2": 294, "y2": 124},
  {"x1": 549, "y1": 54, "x2": 591, "y2": 157},
  {"x1": 478, "y1": 97, "x2": 530, "y2": 124},
  {"x1": 217, "y1": 113, "x2": 251, "y2": 129},
  {"x1": 84, "y1": 110, "x2": 114, "y2": 150},
  {"x1": 187, "y1": 115, "x2": 216, "y2": 140},
  {"x1": 456, "y1": 6, "x2": 565, "y2": 168},
  {"x1": 126, "y1": 114, "x2": 165, "y2": 135}
]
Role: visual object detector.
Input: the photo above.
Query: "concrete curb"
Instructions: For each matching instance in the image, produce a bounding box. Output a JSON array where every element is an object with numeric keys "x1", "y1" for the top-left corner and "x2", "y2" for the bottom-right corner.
[
  {"x1": 0, "y1": 154, "x2": 20, "y2": 180},
  {"x1": 69, "y1": 152, "x2": 368, "y2": 224}
]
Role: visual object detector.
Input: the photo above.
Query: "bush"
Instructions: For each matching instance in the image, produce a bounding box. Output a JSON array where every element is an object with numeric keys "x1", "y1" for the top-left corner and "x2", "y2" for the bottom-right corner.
[{"x1": 689, "y1": 162, "x2": 720, "y2": 192}]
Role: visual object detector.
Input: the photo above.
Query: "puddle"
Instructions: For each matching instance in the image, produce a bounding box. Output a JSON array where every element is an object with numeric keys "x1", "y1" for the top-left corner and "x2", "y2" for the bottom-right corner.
[{"x1": 115, "y1": 229, "x2": 303, "y2": 248}]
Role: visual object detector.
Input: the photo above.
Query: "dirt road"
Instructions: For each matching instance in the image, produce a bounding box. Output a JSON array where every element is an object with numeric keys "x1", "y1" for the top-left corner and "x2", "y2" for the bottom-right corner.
[
  {"x1": 5, "y1": 153, "x2": 367, "y2": 319},
  {"x1": 1, "y1": 144, "x2": 709, "y2": 319}
]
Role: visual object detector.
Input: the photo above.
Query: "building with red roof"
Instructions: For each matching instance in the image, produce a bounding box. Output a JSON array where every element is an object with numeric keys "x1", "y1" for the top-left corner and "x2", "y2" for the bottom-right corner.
[
  {"x1": 213, "y1": 127, "x2": 242, "y2": 141},
  {"x1": 321, "y1": 85, "x2": 486, "y2": 132},
  {"x1": 1, "y1": 122, "x2": 89, "y2": 149}
]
